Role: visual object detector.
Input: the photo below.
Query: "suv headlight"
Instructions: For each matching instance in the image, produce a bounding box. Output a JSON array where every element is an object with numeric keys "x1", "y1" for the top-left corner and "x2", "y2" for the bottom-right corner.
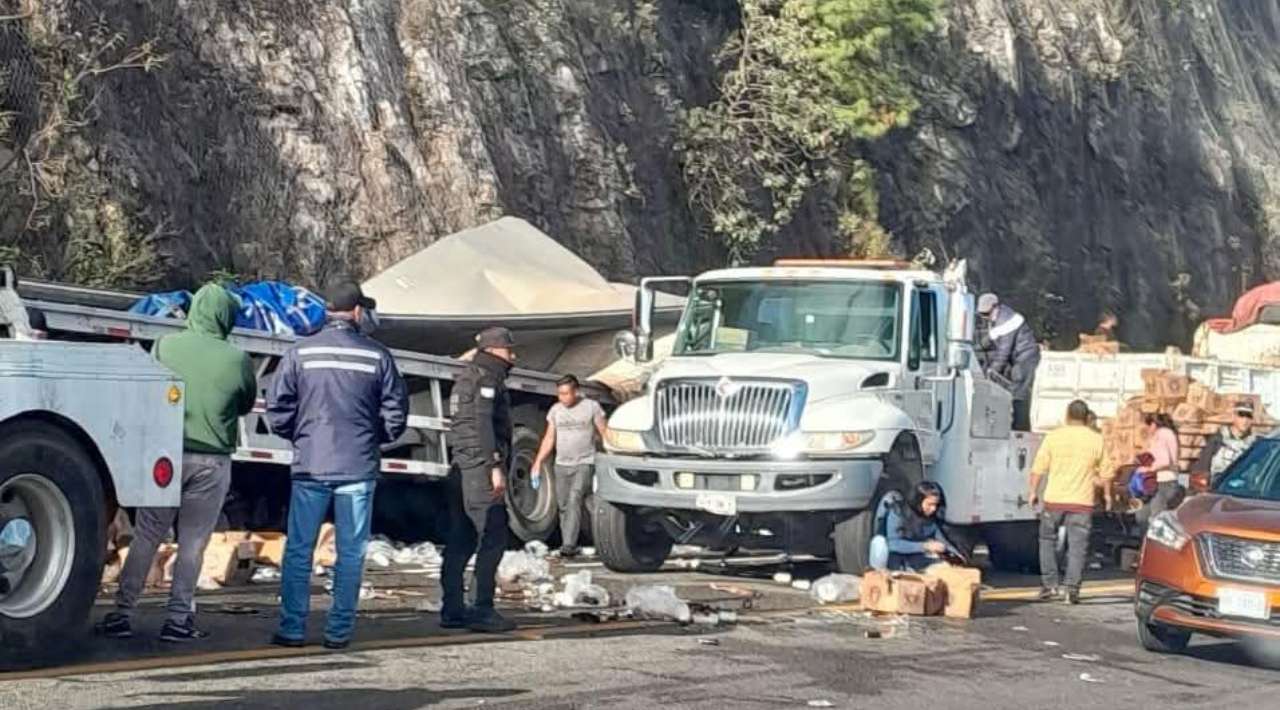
[
  {"x1": 604, "y1": 427, "x2": 646, "y2": 454},
  {"x1": 1146, "y1": 511, "x2": 1190, "y2": 551}
]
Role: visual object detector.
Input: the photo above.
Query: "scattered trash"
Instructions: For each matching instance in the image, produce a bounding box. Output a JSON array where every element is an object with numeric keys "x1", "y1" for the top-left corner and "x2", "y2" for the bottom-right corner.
[
  {"x1": 555, "y1": 570, "x2": 610, "y2": 608},
  {"x1": 718, "y1": 610, "x2": 738, "y2": 624},
  {"x1": 674, "y1": 559, "x2": 702, "y2": 570},
  {"x1": 1043, "y1": 641, "x2": 1061, "y2": 647},
  {"x1": 251, "y1": 566, "x2": 281, "y2": 584},
  {"x1": 626, "y1": 585, "x2": 692, "y2": 623},
  {"x1": 773, "y1": 572, "x2": 793, "y2": 585},
  {"x1": 864, "y1": 630, "x2": 882, "y2": 639},
  {"x1": 791, "y1": 579, "x2": 812, "y2": 591},
  {"x1": 580, "y1": 547, "x2": 596, "y2": 558},
  {"x1": 690, "y1": 612, "x2": 721, "y2": 626},
  {"x1": 524, "y1": 540, "x2": 550, "y2": 559},
  {"x1": 497, "y1": 551, "x2": 552, "y2": 586},
  {"x1": 698, "y1": 638, "x2": 721, "y2": 646},
  {"x1": 807, "y1": 701, "x2": 836, "y2": 708},
  {"x1": 541, "y1": 604, "x2": 556, "y2": 613},
  {"x1": 415, "y1": 599, "x2": 443, "y2": 613},
  {"x1": 1011, "y1": 626, "x2": 1030, "y2": 632},
  {"x1": 393, "y1": 542, "x2": 442, "y2": 567},
  {"x1": 1078, "y1": 673, "x2": 1104, "y2": 684},
  {"x1": 359, "y1": 583, "x2": 377, "y2": 601},
  {"x1": 365, "y1": 537, "x2": 397, "y2": 569},
  {"x1": 811, "y1": 574, "x2": 861, "y2": 604},
  {"x1": 1063, "y1": 653, "x2": 1101, "y2": 663},
  {"x1": 1087, "y1": 561, "x2": 1103, "y2": 571}
]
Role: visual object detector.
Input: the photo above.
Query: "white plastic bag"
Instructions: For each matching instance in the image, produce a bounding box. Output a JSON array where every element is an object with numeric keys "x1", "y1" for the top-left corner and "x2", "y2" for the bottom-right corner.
[
  {"x1": 365, "y1": 537, "x2": 397, "y2": 569},
  {"x1": 497, "y1": 551, "x2": 551, "y2": 585},
  {"x1": 810, "y1": 574, "x2": 861, "y2": 604},
  {"x1": 556, "y1": 570, "x2": 610, "y2": 608},
  {"x1": 524, "y1": 540, "x2": 550, "y2": 559},
  {"x1": 626, "y1": 585, "x2": 691, "y2": 623},
  {"x1": 393, "y1": 541, "x2": 442, "y2": 567}
]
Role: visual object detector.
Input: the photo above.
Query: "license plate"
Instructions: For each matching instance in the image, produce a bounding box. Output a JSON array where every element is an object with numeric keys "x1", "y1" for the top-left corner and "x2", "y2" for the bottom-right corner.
[
  {"x1": 1217, "y1": 587, "x2": 1270, "y2": 620},
  {"x1": 694, "y1": 492, "x2": 737, "y2": 516}
]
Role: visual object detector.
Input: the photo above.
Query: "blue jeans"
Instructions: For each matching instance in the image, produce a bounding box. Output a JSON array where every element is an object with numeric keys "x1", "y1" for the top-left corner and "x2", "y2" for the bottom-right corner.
[
  {"x1": 869, "y1": 535, "x2": 937, "y2": 573},
  {"x1": 277, "y1": 479, "x2": 376, "y2": 643}
]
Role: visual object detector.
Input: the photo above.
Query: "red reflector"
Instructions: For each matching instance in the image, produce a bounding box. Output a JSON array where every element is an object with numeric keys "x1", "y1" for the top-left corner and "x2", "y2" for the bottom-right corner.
[
  {"x1": 153, "y1": 457, "x2": 174, "y2": 488},
  {"x1": 249, "y1": 450, "x2": 274, "y2": 460},
  {"x1": 386, "y1": 462, "x2": 408, "y2": 471},
  {"x1": 105, "y1": 326, "x2": 132, "y2": 338}
]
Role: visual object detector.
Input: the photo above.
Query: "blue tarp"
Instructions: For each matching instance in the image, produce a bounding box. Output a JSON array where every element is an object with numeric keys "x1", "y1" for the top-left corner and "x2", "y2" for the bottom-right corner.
[{"x1": 129, "y1": 282, "x2": 327, "y2": 336}]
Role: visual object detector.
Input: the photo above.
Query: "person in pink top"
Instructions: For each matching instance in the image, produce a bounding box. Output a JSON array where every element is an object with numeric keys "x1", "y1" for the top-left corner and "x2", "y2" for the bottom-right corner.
[{"x1": 1136, "y1": 413, "x2": 1184, "y2": 527}]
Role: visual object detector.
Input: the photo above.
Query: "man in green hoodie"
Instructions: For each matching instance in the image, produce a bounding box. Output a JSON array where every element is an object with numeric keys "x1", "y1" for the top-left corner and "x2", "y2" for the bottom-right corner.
[{"x1": 100, "y1": 283, "x2": 257, "y2": 643}]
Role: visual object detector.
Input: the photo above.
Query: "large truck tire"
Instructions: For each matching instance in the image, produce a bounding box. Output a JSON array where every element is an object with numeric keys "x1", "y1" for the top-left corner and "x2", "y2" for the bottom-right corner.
[
  {"x1": 984, "y1": 521, "x2": 1042, "y2": 574},
  {"x1": 0, "y1": 421, "x2": 106, "y2": 667},
  {"x1": 592, "y1": 497, "x2": 672, "y2": 573},
  {"x1": 506, "y1": 423, "x2": 558, "y2": 543},
  {"x1": 832, "y1": 435, "x2": 924, "y2": 574}
]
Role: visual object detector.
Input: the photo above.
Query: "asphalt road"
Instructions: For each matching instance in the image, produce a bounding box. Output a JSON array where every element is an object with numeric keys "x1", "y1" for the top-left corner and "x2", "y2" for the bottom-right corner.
[{"x1": 1, "y1": 558, "x2": 1277, "y2": 709}]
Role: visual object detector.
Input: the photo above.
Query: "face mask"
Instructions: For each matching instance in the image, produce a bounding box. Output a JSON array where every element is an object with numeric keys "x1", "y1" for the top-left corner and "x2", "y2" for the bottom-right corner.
[{"x1": 358, "y1": 308, "x2": 381, "y2": 336}]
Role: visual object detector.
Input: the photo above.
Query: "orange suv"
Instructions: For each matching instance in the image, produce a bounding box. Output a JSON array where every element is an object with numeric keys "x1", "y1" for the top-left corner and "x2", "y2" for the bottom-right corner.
[{"x1": 1135, "y1": 436, "x2": 1280, "y2": 661}]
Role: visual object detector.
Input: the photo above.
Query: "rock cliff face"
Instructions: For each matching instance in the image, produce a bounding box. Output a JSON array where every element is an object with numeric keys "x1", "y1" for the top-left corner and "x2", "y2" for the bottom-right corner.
[{"x1": 3, "y1": 0, "x2": 1280, "y2": 349}]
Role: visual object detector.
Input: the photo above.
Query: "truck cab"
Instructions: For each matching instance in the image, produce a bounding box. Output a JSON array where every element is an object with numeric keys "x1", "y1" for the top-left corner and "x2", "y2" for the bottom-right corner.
[{"x1": 594, "y1": 259, "x2": 1042, "y2": 574}]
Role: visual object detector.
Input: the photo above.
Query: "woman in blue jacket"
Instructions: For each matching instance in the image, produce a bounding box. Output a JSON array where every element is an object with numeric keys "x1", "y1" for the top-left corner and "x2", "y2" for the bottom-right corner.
[{"x1": 869, "y1": 481, "x2": 962, "y2": 572}]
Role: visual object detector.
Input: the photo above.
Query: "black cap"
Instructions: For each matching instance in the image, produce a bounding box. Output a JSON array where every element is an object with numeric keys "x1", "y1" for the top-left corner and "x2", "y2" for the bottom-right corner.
[
  {"x1": 324, "y1": 279, "x2": 376, "y2": 312},
  {"x1": 476, "y1": 326, "x2": 516, "y2": 349}
]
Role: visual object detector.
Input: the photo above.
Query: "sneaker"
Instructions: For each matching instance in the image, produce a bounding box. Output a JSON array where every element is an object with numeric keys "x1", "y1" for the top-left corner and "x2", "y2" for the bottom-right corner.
[
  {"x1": 159, "y1": 618, "x2": 210, "y2": 643},
  {"x1": 440, "y1": 608, "x2": 472, "y2": 629},
  {"x1": 1064, "y1": 590, "x2": 1081, "y2": 605},
  {"x1": 1036, "y1": 587, "x2": 1059, "y2": 602},
  {"x1": 270, "y1": 633, "x2": 306, "y2": 648},
  {"x1": 323, "y1": 637, "x2": 350, "y2": 650},
  {"x1": 467, "y1": 609, "x2": 516, "y2": 634},
  {"x1": 97, "y1": 612, "x2": 133, "y2": 639}
]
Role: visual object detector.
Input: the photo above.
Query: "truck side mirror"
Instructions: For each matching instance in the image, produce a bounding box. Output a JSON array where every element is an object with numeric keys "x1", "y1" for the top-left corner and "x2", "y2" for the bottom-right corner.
[
  {"x1": 633, "y1": 276, "x2": 690, "y2": 364},
  {"x1": 948, "y1": 290, "x2": 975, "y2": 343}
]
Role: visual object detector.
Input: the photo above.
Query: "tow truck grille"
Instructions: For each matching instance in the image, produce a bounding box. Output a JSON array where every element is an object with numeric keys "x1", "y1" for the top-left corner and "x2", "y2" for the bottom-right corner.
[
  {"x1": 655, "y1": 379, "x2": 804, "y2": 453},
  {"x1": 1199, "y1": 533, "x2": 1280, "y2": 585}
]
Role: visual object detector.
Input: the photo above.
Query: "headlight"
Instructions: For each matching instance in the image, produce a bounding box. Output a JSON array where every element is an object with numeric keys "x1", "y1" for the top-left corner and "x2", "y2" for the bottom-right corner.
[
  {"x1": 604, "y1": 427, "x2": 647, "y2": 453},
  {"x1": 1146, "y1": 511, "x2": 1190, "y2": 551},
  {"x1": 772, "y1": 430, "x2": 874, "y2": 459}
]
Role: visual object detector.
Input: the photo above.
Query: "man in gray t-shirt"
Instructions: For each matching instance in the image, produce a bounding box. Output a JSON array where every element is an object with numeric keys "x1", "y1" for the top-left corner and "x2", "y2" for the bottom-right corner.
[{"x1": 532, "y1": 375, "x2": 607, "y2": 557}]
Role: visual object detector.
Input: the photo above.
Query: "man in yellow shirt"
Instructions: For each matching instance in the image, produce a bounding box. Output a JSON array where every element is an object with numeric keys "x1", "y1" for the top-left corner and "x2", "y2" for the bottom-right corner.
[{"x1": 1028, "y1": 400, "x2": 1111, "y2": 604}]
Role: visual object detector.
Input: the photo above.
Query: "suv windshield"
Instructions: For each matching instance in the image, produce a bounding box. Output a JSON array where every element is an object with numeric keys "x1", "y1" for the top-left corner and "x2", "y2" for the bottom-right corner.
[
  {"x1": 1214, "y1": 439, "x2": 1280, "y2": 501},
  {"x1": 673, "y1": 280, "x2": 902, "y2": 360}
]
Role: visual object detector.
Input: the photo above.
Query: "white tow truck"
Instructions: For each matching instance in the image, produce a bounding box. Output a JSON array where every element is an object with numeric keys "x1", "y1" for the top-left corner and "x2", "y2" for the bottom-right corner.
[
  {"x1": 0, "y1": 268, "x2": 185, "y2": 662},
  {"x1": 593, "y1": 259, "x2": 1044, "y2": 574}
]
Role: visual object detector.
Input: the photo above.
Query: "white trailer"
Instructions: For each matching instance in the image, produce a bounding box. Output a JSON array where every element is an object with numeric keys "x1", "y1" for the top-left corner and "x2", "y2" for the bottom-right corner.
[{"x1": 0, "y1": 268, "x2": 185, "y2": 663}]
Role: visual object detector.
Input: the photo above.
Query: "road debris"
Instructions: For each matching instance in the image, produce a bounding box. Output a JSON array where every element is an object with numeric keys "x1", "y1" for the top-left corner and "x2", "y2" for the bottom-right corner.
[
  {"x1": 497, "y1": 551, "x2": 552, "y2": 586},
  {"x1": 791, "y1": 579, "x2": 812, "y2": 591},
  {"x1": 555, "y1": 570, "x2": 610, "y2": 608},
  {"x1": 524, "y1": 540, "x2": 550, "y2": 559},
  {"x1": 626, "y1": 585, "x2": 692, "y2": 623},
  {"x1": 773, "y1": 572, "x2": 793, "y2": 585},
  {"x1": 416, "y1": 599, "x2": 443, "y2": 613},
  {"x1": 698, "y1": 638, "x2": 721, "y2": 646},
  {"x1": 1063, "y1": 653, "x2": 1102, "y2": 663},
  {"x1": 1078, "y1": 673, "x2": 1104, "y2": 684},
  {"x1": 1011, "y1": 626, "x2": 1030, "y2": 632},
  {"x1": 251, "y1": 566, "x2": 281, "y2": 584},
  {"x1": 807, "y1": 700, "x2": 836, "y2": 707},
  {"x1": 1043, "y1": 641, "x2": 1061, "y2": 647},
  {"x1": 810, "y1": 574, "x2": 861, "y2": 604}
]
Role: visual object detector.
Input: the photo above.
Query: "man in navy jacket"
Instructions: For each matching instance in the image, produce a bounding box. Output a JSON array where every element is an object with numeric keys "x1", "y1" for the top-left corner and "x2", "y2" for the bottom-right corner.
[{"x1": 266, "y1": 279, "x2": 407, "y2": 649}]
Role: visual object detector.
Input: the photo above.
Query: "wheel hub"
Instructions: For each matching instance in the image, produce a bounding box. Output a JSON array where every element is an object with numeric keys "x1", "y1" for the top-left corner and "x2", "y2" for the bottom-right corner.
[{"x1": 0, "y1": 474, "x2": 75, "y2": 619}]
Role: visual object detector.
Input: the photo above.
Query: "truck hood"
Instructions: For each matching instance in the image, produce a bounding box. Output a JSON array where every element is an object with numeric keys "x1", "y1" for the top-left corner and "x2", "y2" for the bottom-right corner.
[{"x1": 655, "y1": 353, "x2": 894, "y2": 403}]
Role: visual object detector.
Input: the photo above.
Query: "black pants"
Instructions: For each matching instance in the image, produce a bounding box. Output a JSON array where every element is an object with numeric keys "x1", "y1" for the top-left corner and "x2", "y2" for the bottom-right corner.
[
  {"x1": 1012, "y1": 399, "x2": 1032, "y2": 432},
  {"x1": 441, "y1": 464, "x2": 508, "y2": 615}
]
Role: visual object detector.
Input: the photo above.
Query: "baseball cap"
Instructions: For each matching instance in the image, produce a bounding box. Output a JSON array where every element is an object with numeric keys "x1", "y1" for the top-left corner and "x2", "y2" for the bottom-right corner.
[
  {"x1": 323, "y1": 279, "x2": 376, "y2": 312},
  {"x1": 977, "y1": 293, "x2": 999, "y2": 315},
  {"x1": 1234, "y1": 400, "x2": 1255, "y2": 417},
  {"x1": 476, "y1": 326, "x2": 516, "y2": 349}
]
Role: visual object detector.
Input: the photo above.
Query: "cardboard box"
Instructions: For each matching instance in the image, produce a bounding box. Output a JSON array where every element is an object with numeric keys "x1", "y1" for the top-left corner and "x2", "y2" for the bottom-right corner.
[
  {"x1": 862, "y1": 571, "x2": 946, "y2": 616},
  {"x1": 201, "y1": 534, "x2": 258, "y2": 587},
  {"x1": 925, "y1": 563, "x2": 982, "y2": 619},
  {"x1": 315, "y1": 523, "x2": 337, "y2": 567},
  {"x1": 249, "y1": 532, "x2": 287, "y2": 567},
  {"x1": 1186, "y1": 382, "x2": 1218, "y2": 412}
]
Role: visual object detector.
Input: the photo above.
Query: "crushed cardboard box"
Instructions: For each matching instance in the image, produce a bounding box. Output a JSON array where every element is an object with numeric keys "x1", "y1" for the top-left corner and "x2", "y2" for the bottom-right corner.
[
  {"x1": 862, "y1": 571, "x2": 945, "y2": 616},
  {"x1": 924, "y1": 563, "x2": 982, "y2": 619}
]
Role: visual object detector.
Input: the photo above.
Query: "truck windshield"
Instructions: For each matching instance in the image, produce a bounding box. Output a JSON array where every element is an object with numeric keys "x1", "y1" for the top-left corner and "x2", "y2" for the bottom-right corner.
[
  {"x1": 673, "y1": 280, "x2": 902, "y2": 360},
  {"x1": 1215, "y1": 439, "x2": 1280, "y2": 501}
]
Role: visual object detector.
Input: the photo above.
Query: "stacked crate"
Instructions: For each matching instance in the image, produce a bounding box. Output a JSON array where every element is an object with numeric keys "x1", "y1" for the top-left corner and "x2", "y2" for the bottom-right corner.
[{"x1": 1099, "y1": 370, "x2": 1273, "y2": 476}]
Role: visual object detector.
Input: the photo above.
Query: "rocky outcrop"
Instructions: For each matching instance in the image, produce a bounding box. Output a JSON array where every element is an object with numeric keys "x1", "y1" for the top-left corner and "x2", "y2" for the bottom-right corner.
[{"x1": 4, "y1": 0, "x2": 1280, "y2": 349}]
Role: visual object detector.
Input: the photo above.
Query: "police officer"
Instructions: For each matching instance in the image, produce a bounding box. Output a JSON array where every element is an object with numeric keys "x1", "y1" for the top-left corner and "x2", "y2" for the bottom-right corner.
[{"x1": 441, "y1": 326, "x2": 517, "y2": 633}]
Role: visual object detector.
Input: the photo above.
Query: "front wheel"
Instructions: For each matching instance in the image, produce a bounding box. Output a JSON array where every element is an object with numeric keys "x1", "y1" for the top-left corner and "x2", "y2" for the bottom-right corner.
[
  {"x1": 1136, "y1": 612, "x2": 1191, "y2": 654},
  {"x1": 592, "y1": 497, "x2": 672, "y2": 573},
  {"x1": 0, "y1": 421, "x2": 106, "y2": 666},
  {"x1": 833, "y1": 436, "x2": 923, "y2": 574}
]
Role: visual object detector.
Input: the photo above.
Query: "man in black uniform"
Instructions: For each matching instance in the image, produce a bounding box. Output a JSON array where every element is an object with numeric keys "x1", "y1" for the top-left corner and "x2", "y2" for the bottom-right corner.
[{"x1": 441, "y1": 326, "x2": 517, "y2": 633}]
